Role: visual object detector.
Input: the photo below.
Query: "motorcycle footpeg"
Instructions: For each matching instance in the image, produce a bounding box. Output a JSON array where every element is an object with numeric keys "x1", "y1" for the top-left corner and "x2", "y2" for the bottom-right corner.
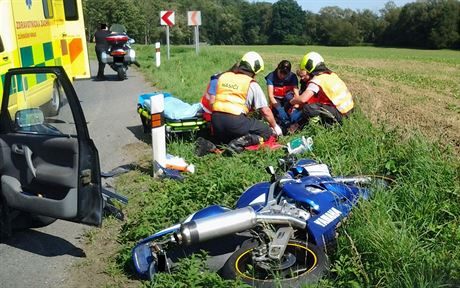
[{"x1": 268, "y1": 226, "x2": 294, "y2": 260}]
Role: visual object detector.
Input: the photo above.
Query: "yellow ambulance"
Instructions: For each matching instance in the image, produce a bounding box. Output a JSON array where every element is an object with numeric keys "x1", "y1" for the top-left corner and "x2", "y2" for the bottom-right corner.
[{"x1": 0, "y1": 0, "x2": 90, "y2": 116}]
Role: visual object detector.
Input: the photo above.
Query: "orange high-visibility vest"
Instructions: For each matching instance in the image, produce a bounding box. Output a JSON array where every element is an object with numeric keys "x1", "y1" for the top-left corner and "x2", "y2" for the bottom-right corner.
[
  {"x1": 213, "y1": 72, "x2": 252, "y2": 115},
  {"x1": 310, "y1": 73, "x2": 354, "y2": 114}
]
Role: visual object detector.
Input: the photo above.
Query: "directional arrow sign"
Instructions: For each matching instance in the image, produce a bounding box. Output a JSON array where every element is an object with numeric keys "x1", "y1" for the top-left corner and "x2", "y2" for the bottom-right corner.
[
  {"x1": 160, "y1": 11, "x2": 175, "y2": 27},
  {"x1": 187, "y1": 11, "x2": 201, "y2": 26}
]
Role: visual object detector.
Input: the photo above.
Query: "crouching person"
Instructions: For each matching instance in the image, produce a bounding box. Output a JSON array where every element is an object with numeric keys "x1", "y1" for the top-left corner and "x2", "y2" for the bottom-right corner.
[
  {"x1": 265, "y1": 60, "x2": 299, "y2": 128},
  {"x1": 211, "y1": 51, "x2": 283, "y2": 153},
  {"x1": 290, "y1": 52, "x2": 354, "y2": 127}
]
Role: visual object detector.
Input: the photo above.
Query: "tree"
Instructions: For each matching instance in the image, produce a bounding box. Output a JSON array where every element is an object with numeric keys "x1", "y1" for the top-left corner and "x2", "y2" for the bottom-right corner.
[
  {"x1": 270, "y1": 0, "x2": 306, "y2": 44},
  {"x1": 426, "y1": 0, "x2": 460, "y2": 49},
  {"x1": 316, "y1": 6, "x2": 361, "y2": 46},
  {"x1": 241, "y1": 2, "x2": 272, "y2": 44},
  {"x1": 353, "y1": 9, "x2": 379, "y2": 43},
  {"x1": 83, "y1": 0, "x2": 144, "y2": 43}
]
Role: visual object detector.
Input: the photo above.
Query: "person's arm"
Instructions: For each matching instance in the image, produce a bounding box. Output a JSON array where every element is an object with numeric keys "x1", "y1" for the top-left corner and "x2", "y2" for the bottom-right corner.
[
  {"x1": 265, "y1": 73, "x2": 278, "y2": 107},
  {"x1": 249, "y1": 82, "x2": 277, "y2": 128},
  {"x1": 208, "y1": 77, "x2": 218, "y2": 109},
  {"x1": 293, "y1": 87, "x2": 300, "y2": 98},
  {"x1": 259, "y1": 106, "x2": 277, "y2": 128},
  {"x1": 267, "y1": 85, "x2": 278, "y2": 107},
  {"x1": 209, "y1": 94, "x2": 215, "y2": 108},
  {"x1": 290, "y1": 81, "x2": 319, "y2": 106},
  {"x1": 290, "y1": 89, "x2": 314, "y2": 106}
]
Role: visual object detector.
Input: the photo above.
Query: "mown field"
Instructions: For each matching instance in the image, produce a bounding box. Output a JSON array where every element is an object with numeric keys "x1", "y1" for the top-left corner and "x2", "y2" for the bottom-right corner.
[{"x1": 73, "y1": 45, "x2": 460, "y2": 288}]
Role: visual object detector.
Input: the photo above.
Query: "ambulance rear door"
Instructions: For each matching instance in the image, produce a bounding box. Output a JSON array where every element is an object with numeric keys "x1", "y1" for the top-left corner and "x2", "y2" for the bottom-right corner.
[{"x1": 52, "y1": 0, "x2": 90, "y2": 80}]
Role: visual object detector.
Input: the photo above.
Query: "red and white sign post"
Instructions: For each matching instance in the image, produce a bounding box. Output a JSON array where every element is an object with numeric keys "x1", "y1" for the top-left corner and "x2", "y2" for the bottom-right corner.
[
  {"x1": 150, "y1": 93, "x2": 166, "y2": 178},
  {"x1": 187, "y1": 11, "x2": 201, "y2": 55},
  {"x1": 160, "y1": 10, "x2": 175, "y2": 60},
  {"x1": 155, "y1": 42, "x2": 161, "y2": 67}
]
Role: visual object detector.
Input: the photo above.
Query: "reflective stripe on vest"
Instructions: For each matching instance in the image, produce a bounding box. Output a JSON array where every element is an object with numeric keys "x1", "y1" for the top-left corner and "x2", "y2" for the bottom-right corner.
[
  {"x1": 213, "y1": 72, "x2": 252, "y2": 115},
  {"x1": 310, "y1": 73, "x2": 354, "y2": 114}
]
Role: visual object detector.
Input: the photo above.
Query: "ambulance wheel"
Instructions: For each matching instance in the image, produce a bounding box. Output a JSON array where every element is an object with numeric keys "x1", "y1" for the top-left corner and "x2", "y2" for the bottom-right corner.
[{"x1": 43, "y1": 80, "x2": 62, "y2": 116}]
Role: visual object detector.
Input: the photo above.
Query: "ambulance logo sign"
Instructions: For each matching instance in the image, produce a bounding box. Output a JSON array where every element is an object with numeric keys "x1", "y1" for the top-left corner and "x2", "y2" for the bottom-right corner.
[
  {"x1": 160, "y1": 11, "x2": 175, "y2": 27},
  {"x1": 26, "y1": 0, "x2": 32, "y2": 9},
  {"x1": 187, "y1": 11, "x2": 201, "y2": 26}
]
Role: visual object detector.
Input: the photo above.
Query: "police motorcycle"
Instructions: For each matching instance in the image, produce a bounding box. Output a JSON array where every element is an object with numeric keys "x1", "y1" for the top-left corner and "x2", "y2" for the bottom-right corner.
[
  {"x1": 101, "y1": 24, "x2": 140, "y2": 81},
  {"x1": 132, "y1": 155, "x2": 388, "y2": 287}
]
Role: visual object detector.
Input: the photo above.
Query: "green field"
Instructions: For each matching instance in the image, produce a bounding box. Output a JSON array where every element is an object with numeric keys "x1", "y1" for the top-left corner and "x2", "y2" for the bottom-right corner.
[{"x1": 83, "y1": 45, "x2": 460, "y2": 287}]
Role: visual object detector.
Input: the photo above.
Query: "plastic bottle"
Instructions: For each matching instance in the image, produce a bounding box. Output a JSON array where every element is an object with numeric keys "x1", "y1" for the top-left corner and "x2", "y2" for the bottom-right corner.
[{"x1": 287, "y1": 136, "x2": 313, "y2": 155}]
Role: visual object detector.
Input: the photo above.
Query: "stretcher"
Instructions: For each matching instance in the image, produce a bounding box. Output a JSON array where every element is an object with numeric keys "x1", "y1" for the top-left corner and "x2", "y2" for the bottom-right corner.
[{"x1": 137, "y1": 92, "x2": 209, "y2": 134}]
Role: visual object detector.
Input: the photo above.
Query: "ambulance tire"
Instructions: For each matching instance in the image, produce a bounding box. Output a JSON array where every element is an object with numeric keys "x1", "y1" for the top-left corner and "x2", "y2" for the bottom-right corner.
[{"x1": 43, "y1": 80, "x2": 62, "y2": 117}]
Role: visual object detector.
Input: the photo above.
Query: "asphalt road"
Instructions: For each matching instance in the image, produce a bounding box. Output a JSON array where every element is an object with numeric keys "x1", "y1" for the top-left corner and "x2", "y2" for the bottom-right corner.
[{"x1": 0, "y1": 61, "x2": 153, "y2": 288}]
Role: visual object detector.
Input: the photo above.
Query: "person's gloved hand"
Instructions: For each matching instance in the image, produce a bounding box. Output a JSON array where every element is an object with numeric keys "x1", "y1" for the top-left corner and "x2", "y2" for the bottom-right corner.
[
  {"x1": 290, "y1": 109, "x2": 303, "y2": 123},
  {"x1": 276, "y1": 106, "x2": 289, "y2": 122},
  {"x1": 273, "y1": 124, "x2": 283, "y2": 137}
]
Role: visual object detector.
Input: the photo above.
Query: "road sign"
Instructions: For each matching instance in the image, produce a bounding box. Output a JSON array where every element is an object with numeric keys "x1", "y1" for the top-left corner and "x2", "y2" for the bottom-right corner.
[
  {"x1": 187, "y1": 11, "x2": 201, "y2": 26},
  {"x1": 160, "y1": 11, "x2": 175, "y2": 27}
]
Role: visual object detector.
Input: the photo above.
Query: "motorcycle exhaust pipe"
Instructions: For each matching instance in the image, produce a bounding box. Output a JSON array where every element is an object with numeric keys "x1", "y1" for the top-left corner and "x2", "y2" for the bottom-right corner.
[{"x1": 173, "y1": 207, "x2": 306, "y2": 246}]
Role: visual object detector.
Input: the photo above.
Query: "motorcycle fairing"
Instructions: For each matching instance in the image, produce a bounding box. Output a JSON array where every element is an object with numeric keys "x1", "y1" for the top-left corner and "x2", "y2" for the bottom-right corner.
[
  {"x1": 235, "y1": 181, "x2": 270, "y2": 210},
  {"x1": 282, "y1": 176, "x2": 365, "y2": 246}
]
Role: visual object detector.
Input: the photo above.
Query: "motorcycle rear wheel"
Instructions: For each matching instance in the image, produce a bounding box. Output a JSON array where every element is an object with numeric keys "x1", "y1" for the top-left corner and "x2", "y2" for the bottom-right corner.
[
  {"x1": 221, "y1": 240, "x2": 329, "y2": 288},
  {"x1": 117, "y1": 67, "x2": 126, "y2": 81}
]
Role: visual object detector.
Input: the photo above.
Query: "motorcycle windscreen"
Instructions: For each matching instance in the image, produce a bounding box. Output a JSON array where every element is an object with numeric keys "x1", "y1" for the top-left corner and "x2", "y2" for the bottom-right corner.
[{"x1": 0, "y1": 67, "x2": 103, "y2": 226}]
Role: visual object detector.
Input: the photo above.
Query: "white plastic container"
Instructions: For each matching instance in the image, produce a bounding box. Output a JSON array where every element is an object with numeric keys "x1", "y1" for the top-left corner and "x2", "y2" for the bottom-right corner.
[{"x1": 287, "y1": 136, "x2": 313, "y2": 155}]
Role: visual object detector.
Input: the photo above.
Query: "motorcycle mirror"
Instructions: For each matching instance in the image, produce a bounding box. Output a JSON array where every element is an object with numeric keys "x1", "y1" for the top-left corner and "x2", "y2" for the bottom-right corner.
[
  {"x1": 265, "y1": 166, "x2": 276, "y2": 183},
  {"x1": 266, "y1": 166, "x2": 275, "y2": 175},
  {"x1": 278, "y1": 158, "x2": 286, "y2": 167}
]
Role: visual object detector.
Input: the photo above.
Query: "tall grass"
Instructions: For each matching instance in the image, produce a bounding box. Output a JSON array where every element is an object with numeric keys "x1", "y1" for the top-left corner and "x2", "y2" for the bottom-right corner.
[{"x1": 114, "y1": 45, "x2": 460, "y2": 287}]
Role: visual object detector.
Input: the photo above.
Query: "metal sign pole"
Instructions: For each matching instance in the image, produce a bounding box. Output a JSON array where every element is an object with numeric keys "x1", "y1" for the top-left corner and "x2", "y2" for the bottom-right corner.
[
  {"x1": 166, "y1": 26, "x2": 170, "y2": 60},
  {"x1": 195, "y1": 25, "x2": 199, "y2": 55}
]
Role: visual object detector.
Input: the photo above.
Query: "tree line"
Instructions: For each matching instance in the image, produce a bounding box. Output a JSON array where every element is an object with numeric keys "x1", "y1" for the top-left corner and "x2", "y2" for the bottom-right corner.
[{"x1": 83, "y1": 0, "x2": 460, "y2": 49}]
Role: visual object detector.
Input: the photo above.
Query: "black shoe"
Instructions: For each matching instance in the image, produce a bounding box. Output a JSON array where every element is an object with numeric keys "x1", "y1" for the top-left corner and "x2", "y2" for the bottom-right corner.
[
  {"x1": 96, "y1": 75, "x2": 107, "y2": 81},
  {"x1": 226, "y1": 141, "x2": 245, "y2": 154},
  {"x1": 226, "y1": 134, "x2": 262, "y2": 155},
  {"x1": 195, "y1": 137, "x2": 217, "y2": 156}
]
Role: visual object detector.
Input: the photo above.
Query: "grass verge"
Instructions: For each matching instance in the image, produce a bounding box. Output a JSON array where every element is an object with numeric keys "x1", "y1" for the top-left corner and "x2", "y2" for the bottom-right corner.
[{"x1": 96, "y1": 45, "x2": 460, "y2": 287}]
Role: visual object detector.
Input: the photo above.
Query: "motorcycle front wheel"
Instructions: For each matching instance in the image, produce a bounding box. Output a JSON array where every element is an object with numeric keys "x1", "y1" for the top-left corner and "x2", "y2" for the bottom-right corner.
[{"x1": 221, "y1": 240, "x2": 329, "y2": 288}]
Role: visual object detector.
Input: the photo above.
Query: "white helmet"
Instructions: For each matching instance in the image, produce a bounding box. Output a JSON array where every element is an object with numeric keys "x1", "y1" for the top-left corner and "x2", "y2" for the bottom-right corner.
[
  {"x1": 240, "y1": 51, "x2": 264, "y2": 75},
  {"x1": 300, "y1": 52, "x2": 324, "y2": 73}
]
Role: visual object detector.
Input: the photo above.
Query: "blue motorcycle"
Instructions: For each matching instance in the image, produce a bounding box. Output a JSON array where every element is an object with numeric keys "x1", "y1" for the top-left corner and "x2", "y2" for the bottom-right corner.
[{"x1": 132, "y1": 157, "x2": 387, "y2": 287}]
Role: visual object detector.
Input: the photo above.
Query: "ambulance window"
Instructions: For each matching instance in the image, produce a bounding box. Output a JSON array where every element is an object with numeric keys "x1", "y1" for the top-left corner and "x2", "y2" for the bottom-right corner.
[
  {"x1": 63, "y1": 0, "x2": 78, "y2": 21},
  {"x1": 42, "y1": 0, "x2": 54, "y2": 19},
  {"x1": 0, "y1": 37, "x2": 4, "y2": 53}
]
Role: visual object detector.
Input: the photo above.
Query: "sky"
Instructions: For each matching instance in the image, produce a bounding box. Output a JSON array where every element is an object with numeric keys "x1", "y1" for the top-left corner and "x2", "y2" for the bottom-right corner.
[{"x1": 254, "y1": 0, "x2": 415, "y2": 14}]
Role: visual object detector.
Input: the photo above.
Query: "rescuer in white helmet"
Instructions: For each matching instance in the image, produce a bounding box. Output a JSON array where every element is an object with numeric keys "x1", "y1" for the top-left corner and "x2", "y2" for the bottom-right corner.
[{"x1": 290, "y1": 51, "x2": 354, "y2": 127}]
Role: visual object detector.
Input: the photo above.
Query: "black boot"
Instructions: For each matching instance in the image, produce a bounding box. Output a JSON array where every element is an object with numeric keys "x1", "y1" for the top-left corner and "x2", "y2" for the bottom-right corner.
[
  {"x1": 195, "y1": 137, "x2": 218, "y2": 156},
  {"x1": 227, "y1": 134, "x2": 262, "y2": 154}
]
